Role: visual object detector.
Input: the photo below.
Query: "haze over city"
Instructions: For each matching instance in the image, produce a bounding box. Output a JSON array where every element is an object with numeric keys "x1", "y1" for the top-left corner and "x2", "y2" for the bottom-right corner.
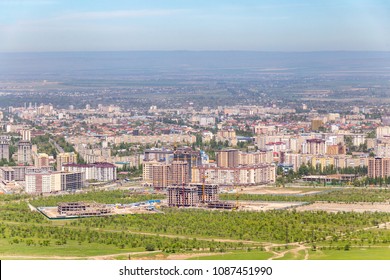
[{"x1": 0, "y1": 0, "x2": 389, "y2": 52}]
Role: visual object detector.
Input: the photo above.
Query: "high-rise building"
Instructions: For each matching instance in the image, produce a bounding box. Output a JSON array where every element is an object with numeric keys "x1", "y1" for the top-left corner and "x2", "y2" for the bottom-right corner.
[
  {"x1": 368, "y1": 158, "x2": 390, "y2": 178},
  {"x1": 143, "y1": 160, "x2": 189, "y2": 188},
  {"x1": 216, "y1": 149, "x2": 239, "y2": 168},
  {"x1": 0, "y1": 139, "x2": 10, "y2": 161},
  {"x1": 150, "y1": 162, "x2": 170, "y2": 188},
  {"x1": 311, "y1": 119, "x2": 324, "y2": 131},
  {"x1": 173, "y1": 147, "x2": 201, "y2": 180},
  {"x1": 303, "y1": 139, "x2": 326, "y2": 155},
  {"x1": 171, "y1": 161, "x2": 189, "y2": 185},
  {"x1": 20, "y1": 129, "x2": 31, "y2": 141},
  {"x1": 143, "y1": 148, "x2": 173, "y2": 163},
  {"x1": 17, "y1": 141, "x2": 32, "y2": 165}
]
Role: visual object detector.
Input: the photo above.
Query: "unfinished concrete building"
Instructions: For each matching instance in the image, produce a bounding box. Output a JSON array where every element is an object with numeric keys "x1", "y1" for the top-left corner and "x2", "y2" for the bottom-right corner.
[
  {"x1": 207, "y1": 201, "x2": 235, "y2": 209},
  {"x1": 167, "y1": 186, "x2": 199, "y2": 207},
  {"x1": 188, "y1": 183, "x2": 219, "y2": 202},
  {"x1": 57, "y1": 202, "x2": 111, "y2": 217}
]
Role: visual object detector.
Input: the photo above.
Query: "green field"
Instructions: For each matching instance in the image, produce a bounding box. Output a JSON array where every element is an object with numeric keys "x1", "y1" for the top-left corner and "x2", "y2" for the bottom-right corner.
[
  {"x1": 0, "y1": 238, "x2": 144, "y2": 259},
  {"x1": 220, "y1": 188, "x2": 390, "y2": 203},
  {"x1": 1, "y1": 190, "x2": 390, "y2": 260},
  {"x1": 308, "y1": 247, "x2": 390, "y2": 260},
  {"x1": 188, "y1": 250, "x2": 273, "y2": 260}
]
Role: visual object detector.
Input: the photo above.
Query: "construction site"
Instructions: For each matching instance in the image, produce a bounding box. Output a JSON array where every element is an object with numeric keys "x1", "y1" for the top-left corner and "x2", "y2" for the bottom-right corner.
[
  {"x1": 37, "y1": 200, "x2": 163, "y2": 219},
  {"x1": 167, "y1": 183, "x2": 236, "y2": 209},
  {"x1": 57, "y1": 202, "x2": 111, "y2": 217}
]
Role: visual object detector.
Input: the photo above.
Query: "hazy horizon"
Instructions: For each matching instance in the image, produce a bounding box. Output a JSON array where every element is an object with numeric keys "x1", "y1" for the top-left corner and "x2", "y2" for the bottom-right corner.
[{"x1": 1, "y1": 0, "x2": 389, "y2": 52}]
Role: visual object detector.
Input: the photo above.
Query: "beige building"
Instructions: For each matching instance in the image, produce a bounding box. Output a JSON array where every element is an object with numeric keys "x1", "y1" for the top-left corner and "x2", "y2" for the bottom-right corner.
[
  {"x1": 375, "y1": 139, "x2": 390, "y2": 158},
  {"x1": 303, "y1": 139, "x2": 326, "y2": 155},
  {"x1": 143, "y1": 161, "x2": 189, "y2": 188},
  {"x1": 216, "y1": 129, "x2": 237, "y2": 146},
  {"x1": 56, "y1": 152, "x2": 77, "y2": 171},
  {"x1": 34, "y1": 153, "x2": 50, "y2": 168},
  {"x1": 217, "y1": 149, "x2": 239, "y2": 168},
  {"x1": 239, "y1": 150, "x2": 273, "y2": 165},
  {"x1": 192, "y1": 164, "x2": 276, "y2": 186},
  {"x1": 17, "y1": 141, "x2": 32, "y2": 165},
  {"x1": 311, "y1": 119, "x2": 324, "y2": 131}
]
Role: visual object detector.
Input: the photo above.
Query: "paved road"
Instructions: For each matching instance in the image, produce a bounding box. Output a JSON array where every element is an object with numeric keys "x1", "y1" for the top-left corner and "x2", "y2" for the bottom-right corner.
[{"x1": 49, "y1": 138, "x2": 65, "y2": 154}]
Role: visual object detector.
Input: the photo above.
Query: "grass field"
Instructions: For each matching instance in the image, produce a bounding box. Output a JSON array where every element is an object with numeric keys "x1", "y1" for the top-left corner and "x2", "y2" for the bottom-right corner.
[
  {"x1": 0, "y1": 238, "x2": 145, "y2": 259},
  {"x1": 307, "y1": 247, "x2": 390, "y2": 260},
  {"x1": 188, "y1": 250, "x2": 273, "y2": 260}
]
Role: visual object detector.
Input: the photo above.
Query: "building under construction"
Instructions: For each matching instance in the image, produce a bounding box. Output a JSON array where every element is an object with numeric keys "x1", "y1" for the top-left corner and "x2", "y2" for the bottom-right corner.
[
  {"x1": 188, "y1": 183, "x2": 219, "y2": 202},
  {"x1": 167, "y1": 186, "x2": 199, "y2": 207},
  {"x1": 57, "y1": 202, "x2": 111, "y2": 217},
  {"x1": 207, "y1": 201, "x2": 235, "y2": 209},
  {"x1": 167, "y1": 183, "x2": 220, "y2": 207}
]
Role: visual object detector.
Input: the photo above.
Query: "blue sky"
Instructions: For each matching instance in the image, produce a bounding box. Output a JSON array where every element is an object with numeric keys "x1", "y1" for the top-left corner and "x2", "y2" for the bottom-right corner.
[{"x1": 0, "y1": 0, "x2": 389, "y2": 52}]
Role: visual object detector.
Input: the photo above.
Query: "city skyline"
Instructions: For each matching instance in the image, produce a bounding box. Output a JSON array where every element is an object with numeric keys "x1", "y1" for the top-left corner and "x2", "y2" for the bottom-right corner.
[{"x1": 0, "y1": 0, "x2": 389, "y2": 52}]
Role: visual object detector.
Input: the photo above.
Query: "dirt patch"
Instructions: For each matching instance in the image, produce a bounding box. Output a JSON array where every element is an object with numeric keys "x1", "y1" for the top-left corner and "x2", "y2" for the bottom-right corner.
[{"x1": 167, "y1": 252, "x2": 227, "y2": 260}]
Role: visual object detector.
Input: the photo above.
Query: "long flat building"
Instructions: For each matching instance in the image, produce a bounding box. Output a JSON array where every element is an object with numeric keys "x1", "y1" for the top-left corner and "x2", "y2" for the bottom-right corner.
[{"x1": 192, "y1": 164, "x2": 276, "y2": 186}]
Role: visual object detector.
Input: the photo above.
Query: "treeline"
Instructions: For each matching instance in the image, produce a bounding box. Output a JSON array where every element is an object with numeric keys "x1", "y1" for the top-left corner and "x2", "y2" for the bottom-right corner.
[
  {"x1": 276, "y1": 164, "x2": 368, "y2": 187},
  {"x1": 30, "y1": 190, "x2": 165, "y2": 207},
  {"x1": 220, "y1": 188, "x2": 390, "y2": 203}
]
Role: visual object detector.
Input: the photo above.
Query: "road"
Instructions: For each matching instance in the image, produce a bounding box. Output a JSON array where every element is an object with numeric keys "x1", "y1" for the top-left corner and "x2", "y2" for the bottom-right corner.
[{"x1": 49, "y1": 138, "x2": 65, "y2": 154}]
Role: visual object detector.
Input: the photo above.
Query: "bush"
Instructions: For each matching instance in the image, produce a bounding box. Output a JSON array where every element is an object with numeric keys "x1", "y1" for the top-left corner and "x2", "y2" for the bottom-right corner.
[{"x1": 145, "y1": 244, "x2": 155, "y2": 251}]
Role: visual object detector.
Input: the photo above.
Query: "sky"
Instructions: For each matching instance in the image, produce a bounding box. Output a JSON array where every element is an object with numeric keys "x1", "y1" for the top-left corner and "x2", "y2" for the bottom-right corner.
[{"x1": 0, "y1": 0, "x2": 389, "y2": 52}]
